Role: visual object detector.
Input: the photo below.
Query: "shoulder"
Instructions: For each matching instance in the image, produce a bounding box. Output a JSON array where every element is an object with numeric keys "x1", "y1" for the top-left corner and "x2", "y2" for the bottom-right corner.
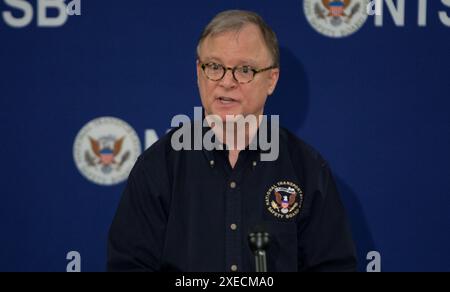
[
  {"x1": 141, "y1": 129, "x2": 175, "y2": 159},
  {"x1": 278, "y1": 128, "x2": 338, "y2": 210},
  {"x1": 279, "y1": 127, "x2": 329, "y2": 170},
  {"x1": 132, "y1": 128, "x2": 179, "y2": 174}
]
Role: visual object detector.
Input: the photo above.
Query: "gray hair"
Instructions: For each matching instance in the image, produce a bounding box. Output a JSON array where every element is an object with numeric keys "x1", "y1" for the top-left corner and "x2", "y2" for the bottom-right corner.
[{"x1": 197, "y1": 10, "x2": 280, "y2": 67}]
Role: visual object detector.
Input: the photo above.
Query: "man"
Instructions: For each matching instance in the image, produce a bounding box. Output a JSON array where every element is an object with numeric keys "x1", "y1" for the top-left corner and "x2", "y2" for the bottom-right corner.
[{"x1": 107, "y1": 10, "x2": 356, "y2": 272}]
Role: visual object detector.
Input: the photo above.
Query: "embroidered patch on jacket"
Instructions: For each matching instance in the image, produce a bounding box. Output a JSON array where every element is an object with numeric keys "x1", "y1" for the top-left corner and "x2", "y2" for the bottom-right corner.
[{"x1": 265, "y1": 181, "x2": 303, "y2": 220}]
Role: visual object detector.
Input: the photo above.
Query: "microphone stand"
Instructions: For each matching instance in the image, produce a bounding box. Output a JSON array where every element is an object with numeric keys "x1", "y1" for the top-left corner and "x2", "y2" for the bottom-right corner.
[{"x1": 248, "y1": 230, "x2": 270, "y2": 272}]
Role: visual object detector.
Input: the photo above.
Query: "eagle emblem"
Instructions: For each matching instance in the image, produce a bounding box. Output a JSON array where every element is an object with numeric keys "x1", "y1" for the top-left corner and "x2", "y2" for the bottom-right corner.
[
  {"x1": 275, "y1": 191, "x2": 297, "y2": 214},
  {"x1": 266, "y1": 182, "x2": 303, "y2": 220},
  {"x1": 315, "y1": 0, "x2": 361, "y2": 26},
  {"x1": 73, "y1": 117, "x2": 142, "y2": 185},
  {"x1": 85, "y1": 135, "x2": 130, "y2": 174}
]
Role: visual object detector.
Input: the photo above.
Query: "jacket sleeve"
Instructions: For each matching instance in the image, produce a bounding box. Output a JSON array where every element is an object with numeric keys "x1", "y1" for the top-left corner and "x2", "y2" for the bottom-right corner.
[
  {"x1": 298, "y1": 164, "x2": 357, "y2": 272},
  {"x1": 107, "y1": 148, "x2": 171, "y2": 272}
]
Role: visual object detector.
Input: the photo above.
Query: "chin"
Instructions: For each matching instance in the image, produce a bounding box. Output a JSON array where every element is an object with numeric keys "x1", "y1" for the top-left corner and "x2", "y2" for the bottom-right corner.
[
  {"x1": 207, "y1": 106, "x2": 233, "y2": 118},
  {"x1": 214, "y1": 111, "x2": 243, "y2": 122}
]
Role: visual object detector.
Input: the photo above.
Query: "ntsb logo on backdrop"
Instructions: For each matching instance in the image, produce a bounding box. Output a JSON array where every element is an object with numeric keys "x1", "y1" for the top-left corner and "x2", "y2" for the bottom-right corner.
[
  {"x1": 304, "y1": 0, "x2": 450, "y2": 38},
  {"x1": 304, "y1": 0, "x2": 369, "y2": 38},
  {"x1": 1, "y1": 0, "x2": 80, "y2": 28},
  {"x1": 73, "y1": 117, "x2": 141, "y2": 186}
]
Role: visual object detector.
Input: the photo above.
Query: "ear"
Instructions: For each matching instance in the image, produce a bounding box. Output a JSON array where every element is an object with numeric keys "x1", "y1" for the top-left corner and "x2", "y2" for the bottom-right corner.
[
  {"x1": 196, "y1": 59, "x2": 201, "y2": 86},
  {"x1": 267, "y1": 68, "x2": 280, "y2": 96}
]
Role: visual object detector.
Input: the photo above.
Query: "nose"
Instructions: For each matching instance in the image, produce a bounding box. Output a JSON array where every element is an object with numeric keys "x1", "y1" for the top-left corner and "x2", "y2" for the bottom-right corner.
[{"x1": 219, "y1": 68, "x2": 238, "y2": 89}]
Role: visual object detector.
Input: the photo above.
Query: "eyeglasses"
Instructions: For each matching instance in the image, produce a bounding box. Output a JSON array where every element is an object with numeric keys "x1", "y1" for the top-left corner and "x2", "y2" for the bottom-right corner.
[{"x1": 200, "y1": 62, "x2": 277, "y2": 84}]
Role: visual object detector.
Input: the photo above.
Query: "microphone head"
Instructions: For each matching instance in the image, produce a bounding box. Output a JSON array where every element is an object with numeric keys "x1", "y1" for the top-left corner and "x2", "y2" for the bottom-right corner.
[{"x1": 248, "y1": 224, "x2": 270, "y2": 252}]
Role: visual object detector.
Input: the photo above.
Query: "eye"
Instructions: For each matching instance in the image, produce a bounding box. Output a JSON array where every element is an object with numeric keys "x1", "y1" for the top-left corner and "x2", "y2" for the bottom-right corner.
[
  {"x1": 209, "y1": 63, "x2": 221, "y2": 71},
  {"x1": 241, "y1": 66, "x2": 252, "y2": 74}
]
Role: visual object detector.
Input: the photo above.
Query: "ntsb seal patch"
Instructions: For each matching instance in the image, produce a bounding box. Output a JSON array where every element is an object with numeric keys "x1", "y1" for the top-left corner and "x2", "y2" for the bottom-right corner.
[{"x1": 265, "y1": 181, "x2": 304, "y2": 220}]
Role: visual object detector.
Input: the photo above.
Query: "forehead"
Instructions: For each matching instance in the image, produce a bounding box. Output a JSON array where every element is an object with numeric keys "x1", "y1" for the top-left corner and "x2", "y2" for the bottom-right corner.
[{"x1": 199, "y1": 24, "x2": 271, "y2": 66}]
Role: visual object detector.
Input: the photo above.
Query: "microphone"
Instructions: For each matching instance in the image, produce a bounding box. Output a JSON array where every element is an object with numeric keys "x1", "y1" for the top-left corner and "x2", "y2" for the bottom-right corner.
[{"x1": 248, "y1": 225, "x2": 270, "y2": 272}]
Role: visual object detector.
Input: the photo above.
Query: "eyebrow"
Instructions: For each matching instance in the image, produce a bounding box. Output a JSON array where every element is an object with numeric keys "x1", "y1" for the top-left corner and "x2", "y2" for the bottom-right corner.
[{"x1": 201, "y1": 56, "x2": 259, "y2": 67}]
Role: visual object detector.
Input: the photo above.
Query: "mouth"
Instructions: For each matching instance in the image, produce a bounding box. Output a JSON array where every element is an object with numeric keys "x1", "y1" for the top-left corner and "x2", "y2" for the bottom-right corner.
[{"x1": 216, "y1": 96, "x2": 239, "y2": 105}]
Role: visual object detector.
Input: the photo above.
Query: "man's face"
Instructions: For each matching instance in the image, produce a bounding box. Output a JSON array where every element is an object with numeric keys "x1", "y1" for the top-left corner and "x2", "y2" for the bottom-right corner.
[{"x1": 197, "y1": 24, "x2": 280, "y2": 122}]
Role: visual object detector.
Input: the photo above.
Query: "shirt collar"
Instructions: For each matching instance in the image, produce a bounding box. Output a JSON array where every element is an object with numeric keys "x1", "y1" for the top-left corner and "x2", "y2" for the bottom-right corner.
[{"x1": 199, "y1": 109, "x2": 273, "y2": 165}]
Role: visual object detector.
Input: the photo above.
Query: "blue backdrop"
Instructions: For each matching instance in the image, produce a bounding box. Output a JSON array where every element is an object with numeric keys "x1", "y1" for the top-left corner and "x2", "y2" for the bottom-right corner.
[{"x1": 1, "y1": 0, "x2": 449, "y2": 272}]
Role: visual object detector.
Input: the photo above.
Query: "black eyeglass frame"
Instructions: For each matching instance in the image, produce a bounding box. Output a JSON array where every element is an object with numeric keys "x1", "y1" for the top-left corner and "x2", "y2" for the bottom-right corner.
[{"x1": 200, "y1": 61, "x2": 278, "y2": 84}]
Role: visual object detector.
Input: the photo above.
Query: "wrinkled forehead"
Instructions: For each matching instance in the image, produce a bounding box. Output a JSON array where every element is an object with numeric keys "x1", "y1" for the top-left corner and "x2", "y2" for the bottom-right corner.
[{"x1": 198, "y1": 24, "x2": 272, "y2": 66}]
